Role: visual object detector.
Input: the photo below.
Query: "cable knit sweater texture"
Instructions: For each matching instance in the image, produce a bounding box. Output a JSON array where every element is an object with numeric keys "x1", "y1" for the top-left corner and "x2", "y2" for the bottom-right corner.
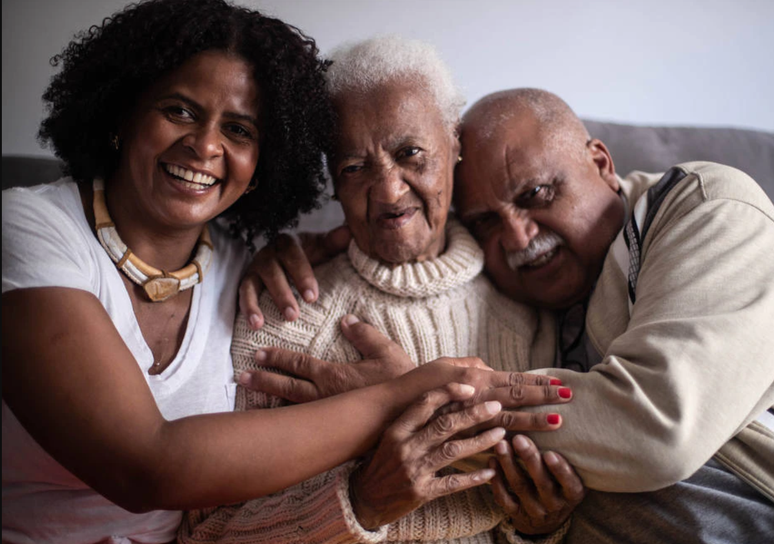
[{"x1": 180, "y1": 220, "x2": 562, "y2": 544}]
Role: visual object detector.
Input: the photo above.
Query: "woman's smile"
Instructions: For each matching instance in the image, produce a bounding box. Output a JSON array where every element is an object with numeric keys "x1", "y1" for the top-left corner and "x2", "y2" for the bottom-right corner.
[{"x1": 162, "y1": 163, "x2": 219, "y2": 189}]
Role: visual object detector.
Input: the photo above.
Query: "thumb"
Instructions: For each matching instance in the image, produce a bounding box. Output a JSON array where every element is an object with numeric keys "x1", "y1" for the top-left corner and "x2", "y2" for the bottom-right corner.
[{"x1": 340, "y1": 314, "x2": 400, "y2": 360}]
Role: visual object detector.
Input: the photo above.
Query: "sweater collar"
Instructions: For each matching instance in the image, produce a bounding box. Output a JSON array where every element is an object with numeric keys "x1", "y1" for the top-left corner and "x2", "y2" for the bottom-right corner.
[{"x1": 347, "y1": 218, "x2": 484, "y2": 298}]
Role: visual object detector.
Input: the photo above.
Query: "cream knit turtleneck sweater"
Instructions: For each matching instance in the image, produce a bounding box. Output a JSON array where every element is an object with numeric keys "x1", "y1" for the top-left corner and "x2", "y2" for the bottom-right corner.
[{"x1": 180, "y1": 220, "x2": 562, "y2": 544}]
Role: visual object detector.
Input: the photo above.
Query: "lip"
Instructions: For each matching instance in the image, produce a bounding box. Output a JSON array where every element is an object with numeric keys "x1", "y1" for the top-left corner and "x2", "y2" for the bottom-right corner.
[{"x1": 374, "y1": 207, "x2": 418, "y2": 230}]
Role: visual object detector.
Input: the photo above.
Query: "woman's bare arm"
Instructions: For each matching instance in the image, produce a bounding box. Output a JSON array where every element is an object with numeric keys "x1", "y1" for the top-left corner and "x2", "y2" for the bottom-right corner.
[{"x1": 2, "y1": 286, "x2": 554, "y2": 513}]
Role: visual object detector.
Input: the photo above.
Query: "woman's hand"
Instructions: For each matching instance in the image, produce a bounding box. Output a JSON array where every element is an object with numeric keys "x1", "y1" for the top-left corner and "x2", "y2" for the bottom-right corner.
[
  {"x1": 489, "y1": 434, "x2": 585, "y2": 536},
  {"x1": 238, "y1": 226, "x2": 351, "y2": 330},
  {"x1": 350, "y1": 383, "x2": 505, "y2": 529}
]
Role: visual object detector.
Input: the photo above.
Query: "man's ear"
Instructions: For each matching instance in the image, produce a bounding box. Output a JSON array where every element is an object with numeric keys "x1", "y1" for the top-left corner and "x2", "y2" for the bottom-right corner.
[{"x1": 587, "y1": 138, "x2": 618, "y2": 191}]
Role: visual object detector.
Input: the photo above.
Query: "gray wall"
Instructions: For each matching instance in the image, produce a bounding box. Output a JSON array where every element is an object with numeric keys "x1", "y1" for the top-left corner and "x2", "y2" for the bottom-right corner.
[{"x1": 3, "y1": 0, "x2": 773, "y2": 158}]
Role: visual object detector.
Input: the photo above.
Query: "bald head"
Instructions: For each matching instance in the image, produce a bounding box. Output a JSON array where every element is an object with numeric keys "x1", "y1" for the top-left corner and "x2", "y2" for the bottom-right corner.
[{"x1": 461, "y1": 88, "x2": 590, "y2": 161}]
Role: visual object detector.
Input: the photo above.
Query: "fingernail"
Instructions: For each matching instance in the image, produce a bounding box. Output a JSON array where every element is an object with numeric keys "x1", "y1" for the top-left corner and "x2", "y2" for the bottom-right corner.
[
  {"x1": 547, "y1": 413, "x2": 561, "y2": 425},
  {"x1": 342, "y1": 314, "x2": 359, "y2": 327},
  {"x1": 484, "y1": 401, "x2": 502, "y2": 415},
  {"x1": 303, "y1": 289, "x2": 315, "y2": 303},
  {"x1": 249, "y1": 314, "x2": 262, "y2": 329},
  {"x1": 474, "y1": 468, "x2": 496, "y2": 482},
  {"x1": 544, "y1": 451, "x2": 559, "y2": 465},
  {"x1": 283, "y1": 307, "x2": 297, "y2": 321},
  {"x1": 558, "y1": 387, "x2": 572, "y2": 399},
  {"x1": 495, "y1": 440, "x2": 508, "y2": 455},
  {"x1": 458, "y1": 384, "x2": 476, "y2": 396},
  {"x1": 489, "y1": 427, "x2": 506, "y2": 441},
  {"x1": 255, "y1": 349, "x2": 267, "y2": 362},
  {"x1": 550, "y1": 378, "x2": 562, "y2": 385},
  {"x1": 238, "y1": 371, "x2": 251, "y2": 385},
  {"x1": 513, "y1": 434, "x2": 530, "y2": 452}
]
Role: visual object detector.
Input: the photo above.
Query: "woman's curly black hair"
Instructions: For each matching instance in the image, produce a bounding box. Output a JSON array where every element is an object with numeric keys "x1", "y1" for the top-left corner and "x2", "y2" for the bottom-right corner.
[{"x1": 39, "y1": 0, "x2": 333, "y2": 243}]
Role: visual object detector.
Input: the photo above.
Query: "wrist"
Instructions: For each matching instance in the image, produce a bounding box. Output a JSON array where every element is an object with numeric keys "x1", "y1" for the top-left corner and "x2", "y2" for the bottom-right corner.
[{"x1": 349, "y1": 463, "x2": 380, "y2": 530}]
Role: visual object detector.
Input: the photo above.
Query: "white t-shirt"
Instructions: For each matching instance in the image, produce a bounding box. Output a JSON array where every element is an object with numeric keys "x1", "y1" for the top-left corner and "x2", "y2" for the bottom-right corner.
[{"x1": 2, "y1": 179, "x2": 250, "y2": 544}]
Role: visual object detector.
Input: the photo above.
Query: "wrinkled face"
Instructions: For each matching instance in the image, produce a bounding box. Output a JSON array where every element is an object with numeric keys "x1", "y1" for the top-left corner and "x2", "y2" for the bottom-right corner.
[
  {"x1": 455, "y1": 114, "x2": 624, "y2": 309},
  {"x1": 331, "y1": 80, "x2": 459, "y2": 264},
  {"x1": 112, "y1": 50, "x2": 261, "y2": 232}
]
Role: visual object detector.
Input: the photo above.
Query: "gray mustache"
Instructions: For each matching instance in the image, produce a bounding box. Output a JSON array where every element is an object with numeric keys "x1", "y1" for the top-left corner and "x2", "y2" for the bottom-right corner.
[{"x1": 506, "y1": 231, "x2": 564, "y2": 269}]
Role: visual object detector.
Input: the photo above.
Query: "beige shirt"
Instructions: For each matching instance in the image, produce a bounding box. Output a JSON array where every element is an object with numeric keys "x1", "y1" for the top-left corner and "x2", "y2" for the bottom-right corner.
[{"x1": 527, "y1": 162, "x2": 774, "y2": 499}]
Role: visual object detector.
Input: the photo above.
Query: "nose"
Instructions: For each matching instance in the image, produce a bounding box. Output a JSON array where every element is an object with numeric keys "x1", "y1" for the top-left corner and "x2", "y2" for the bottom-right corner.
[
  {"x1": 369, "y1": 164, "x2": 410, "y2": 204},
  {"x1": 500, "y1": 210, "x2": 538, "y2": 252},
  {"x1": 182, "y1": 123, "x2": 224, "y2": 160}
]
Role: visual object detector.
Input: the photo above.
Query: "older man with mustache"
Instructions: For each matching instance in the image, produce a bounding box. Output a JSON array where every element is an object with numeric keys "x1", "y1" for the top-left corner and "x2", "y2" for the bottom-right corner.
[
  {"x1": 452, "y1": 89, "x2": 774, "y2": 543},
  {"x1": 243, "y1": 88, "x2": 774, "y2": 543}
]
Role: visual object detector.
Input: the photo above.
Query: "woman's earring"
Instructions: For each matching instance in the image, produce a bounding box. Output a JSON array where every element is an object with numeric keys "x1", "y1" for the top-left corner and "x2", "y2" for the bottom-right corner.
[
  {"x1": 457, "y1": 155, "x2": 463, "y2": 163},
  {"x1": 244, "y1": 178, "x2": 259, "y2": 194},
  {"x1": 110, "y1": 134, "x2": 120, "y2": 151}
]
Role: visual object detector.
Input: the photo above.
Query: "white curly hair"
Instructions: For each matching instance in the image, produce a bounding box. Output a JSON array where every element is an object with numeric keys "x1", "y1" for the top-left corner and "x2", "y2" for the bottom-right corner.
[{"x1": 325, "y1": 35, "x2": 466, "y2": 128}]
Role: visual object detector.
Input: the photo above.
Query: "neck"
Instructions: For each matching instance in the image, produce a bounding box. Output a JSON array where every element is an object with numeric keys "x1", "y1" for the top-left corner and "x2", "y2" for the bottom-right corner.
[
  {"x1": 348, "y1": 219, "x2": 484, "y2": 298},
  {"x1": 105, "y1": 178, "x2": 204, "y2": 272}
]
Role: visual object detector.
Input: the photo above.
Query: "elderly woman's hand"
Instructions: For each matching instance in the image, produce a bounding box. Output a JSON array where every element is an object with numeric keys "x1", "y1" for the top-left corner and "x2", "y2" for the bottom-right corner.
[
  {"x1": 489, "y1": 434, "x2": 585, "y2": 536},
  {"x1": 349, "y1": 383, "x2": 505, "y2": 529},
  {"x1": 238, "y1": 314, "x2": 417, "y2": 402},
  {"x1": 238, "y1": 226, "x2": 352, "y2": 329},
  {"x1": 239, "y1": 315, "x2": 494, "y2": 402}
]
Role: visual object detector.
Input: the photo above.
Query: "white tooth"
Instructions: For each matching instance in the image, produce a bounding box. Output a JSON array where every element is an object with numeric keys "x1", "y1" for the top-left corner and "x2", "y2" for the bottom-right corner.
[
  {"x1": 184, "y1": 169, "x2": 194, "y2": 181},
  {"x1": 174, "y1": 165, "x2": 182, "y2": 177},
  {"x1": 203, "y1": 176, "x2": 214, "y2": 185},
  {"x1": 193, "y1": 172, "x2": 202, "y2": 183}
]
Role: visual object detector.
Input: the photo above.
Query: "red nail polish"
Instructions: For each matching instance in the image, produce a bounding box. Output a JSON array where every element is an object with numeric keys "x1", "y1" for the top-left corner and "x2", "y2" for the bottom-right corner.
[
  {"x1": 558, "y1": 387, "x2": 572, "y2": 399},
  {"x1": 550, "y1": 378, "x2": 562, "y2": 385},
  {"x1": 547, "y1": 414, "x2": 561, "y2": 425}
]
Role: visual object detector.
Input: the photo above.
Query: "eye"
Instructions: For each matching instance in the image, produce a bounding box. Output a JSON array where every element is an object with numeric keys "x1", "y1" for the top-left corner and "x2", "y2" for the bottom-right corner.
[
  {"x1": 225, "y1": 123, "x2": 255, "y2": 140},
  {"x1": 340, "y1": 164, "x2": 363, "y2": 175},
  {"x1": 397, "y1": 146, "x2": 421, "y2": 159},
  {"x1": 162, "y1": 105, "x2": 194, "y2": 121},
  {"x1": 465, "y1": 213, "x2": 499, "y2": 241},
  {"x1": 516, "y1": 184, "x2": 555, "y2": 208}
]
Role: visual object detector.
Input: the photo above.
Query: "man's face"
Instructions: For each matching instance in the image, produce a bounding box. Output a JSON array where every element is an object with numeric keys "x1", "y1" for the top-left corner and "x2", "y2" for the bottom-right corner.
[
  {"x1": 330, "y1": 80, "x2": 458, "y2": 264},
  {"x1": 455, "y1": 113, "x2": 624, "y2": 309}
]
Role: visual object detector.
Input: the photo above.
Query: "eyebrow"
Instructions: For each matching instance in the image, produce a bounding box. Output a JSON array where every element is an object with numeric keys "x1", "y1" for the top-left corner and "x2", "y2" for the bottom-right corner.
[
  {"x1": 334, "y1": 135, "x2": 424, "y2": 162},
  {"x1": 160, "y1": 92, "x2": 260, "y2": 127}
]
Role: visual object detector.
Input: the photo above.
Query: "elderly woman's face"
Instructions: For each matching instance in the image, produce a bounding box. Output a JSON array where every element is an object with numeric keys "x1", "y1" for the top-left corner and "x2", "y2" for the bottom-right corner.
[
  {"x1": 113, "y1": 50, "x2": 261, "y2": 231},
  {"x1": 331, "y1": 80, "x2": 459, "y2": 264}
]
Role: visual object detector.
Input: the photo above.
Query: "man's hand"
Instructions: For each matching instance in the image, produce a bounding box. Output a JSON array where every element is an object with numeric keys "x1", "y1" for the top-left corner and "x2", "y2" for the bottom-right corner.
[
  {"x1": 238, "y1": 226, "x2": 351, "y2": 330},
  {"x1": 490, "y1": 434, "x2": 585, "y2": 535},
  {"x1": 350, "y1": 383, "x2": 505, "y2": 529}
]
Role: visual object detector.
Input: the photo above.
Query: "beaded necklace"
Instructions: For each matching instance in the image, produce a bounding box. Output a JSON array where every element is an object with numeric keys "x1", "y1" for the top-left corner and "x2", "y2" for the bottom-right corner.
[{"x1": 93, "y1": 178, "x2": 213, "y2": 302}]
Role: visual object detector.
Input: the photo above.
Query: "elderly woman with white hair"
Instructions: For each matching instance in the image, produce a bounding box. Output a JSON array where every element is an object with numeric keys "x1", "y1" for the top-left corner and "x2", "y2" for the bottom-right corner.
[{"x1": 179, "y1": 36, "x2": 582, "y2": 544}]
